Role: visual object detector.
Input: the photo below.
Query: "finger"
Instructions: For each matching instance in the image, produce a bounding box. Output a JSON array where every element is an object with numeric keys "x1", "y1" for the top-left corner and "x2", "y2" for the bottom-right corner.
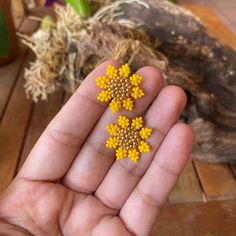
[
  {"x1": 95, "y1": 86, "x2": 187, "y2": 209},
  {"x1": 120, "y1": 124, "x2": 194, "y2": 236},
  {"x1": 63, "y1": 67, "x2": 164, "y2": 192},
  {"x1": 18, "y1": 60, "x2": 121, "y2": 181}
]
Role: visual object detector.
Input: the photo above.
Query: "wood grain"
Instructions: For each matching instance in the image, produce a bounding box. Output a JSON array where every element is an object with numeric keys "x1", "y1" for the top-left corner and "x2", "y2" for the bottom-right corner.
[
  {"x1": 0, "y1": 17, "x2": 39, "y2": 194},
  {"x1": 194, "y1": 159, "x2": 236, "y2": 201},
  {"x1": 18, "y1": 91, "x2": 64, "y2": 170},
  {"x1": 11, "y1": 0, "x2": 27, "y2": 18},
  {"x1": 18, "y1": 16, "x2": 38, "y2": 35},
  {"x1": 0, "y1": 52, "x2": 34, "y2": 193},
  {"x1": 0, "y1": 15, "x2": 39, "y2": 121},
  {"x1": 169, "y1": 160, "x2": 203, "y2": 204},
  {"x1": 151, "y1": 200, "x2": 236, "y2": 236},
  {"x1": 0, "y1": 45, "x2": 28, "y2": 121},
  {"x1": 14, "y1": 17, "x2": 23, "y2": 29}
]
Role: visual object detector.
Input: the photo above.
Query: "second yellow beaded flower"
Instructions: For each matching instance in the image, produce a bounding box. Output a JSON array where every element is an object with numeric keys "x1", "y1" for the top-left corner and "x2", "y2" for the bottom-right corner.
[
  {"x1": 96, "y1": 64, "x2": 144, "y2": 113},
  {"x1": 106, "y1": 115, "x2": 152, "y2": 162}
]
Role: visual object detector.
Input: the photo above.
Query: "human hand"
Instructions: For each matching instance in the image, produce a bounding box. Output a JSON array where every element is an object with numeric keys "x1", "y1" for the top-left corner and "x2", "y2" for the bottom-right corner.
[{"x1": 0, "y1": 61, "x2": 194, "y2": 236}]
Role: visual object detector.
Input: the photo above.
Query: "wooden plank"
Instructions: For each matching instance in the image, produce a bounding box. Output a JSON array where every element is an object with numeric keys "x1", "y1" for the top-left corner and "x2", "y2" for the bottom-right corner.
[
  {"x1": 194, "y1": 159, "x2": 236, "y2": 201},
  {"x1": 11, "y1": 0, "x2": 27, "y2": 18},
  {"x1": 28, "y1": 6, "x2": 55, "y2": 18},
  {"x1": 169, "y1": 160, "x2": 203, "y2": 204},
  {"x1": 0, "y1": 17, "x2": 38, "y2": 122},
  {"x1": 18, "y1": 90, "x2": 64, "y2": 170},
  {"x1": 18, "y1": 16, "x2": 38, "y2": 35},
  {"x1": 0, "y1": 45, "x2": 27, "y2": 121},
  {"x1": 0, "y1": 17, "x2": 39, "y2": 194},
  {"x1": 0, "y1": 52, "x2": 34, "y2": 194},
  {"x1": 183, "y1": 5, "x2": 236, "y2": 49},
  {"x1": 14, "y1": 17, "x2": 23, "y2": 29},
  {"x1": 151, "y1": 200, "x2": 236, "y2": 236}
]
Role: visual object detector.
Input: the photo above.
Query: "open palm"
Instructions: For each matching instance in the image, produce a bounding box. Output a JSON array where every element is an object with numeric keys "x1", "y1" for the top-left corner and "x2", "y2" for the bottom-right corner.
[{"x1": 0, "y1": 61, "x2": 193, "y2": 236}]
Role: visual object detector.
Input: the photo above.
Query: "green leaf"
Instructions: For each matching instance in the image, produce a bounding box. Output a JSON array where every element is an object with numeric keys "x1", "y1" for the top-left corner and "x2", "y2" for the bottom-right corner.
[
  {"x1": 0, "y1": 8, "x2": 10, "y2": 57},
  {"x1": 64, "y1": 0, "x2": 91, "y2": 18}
]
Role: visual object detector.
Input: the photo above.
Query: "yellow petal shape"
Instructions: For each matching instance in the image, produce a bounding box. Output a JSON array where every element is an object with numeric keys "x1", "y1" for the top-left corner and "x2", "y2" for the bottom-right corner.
[
  {"x1": 106, "y1": 124, "x2": 120, "y2": 135},
  {"x1": 106, "y1": 137, "x2": 118, "y2": 149},
  {"x1": 138, "y1": 140, "x2": 151, "y2": 153},
  {"x1": 131, "y1": 87, "x2": 144, "y2": 99},
  {"x1": 130, "y1": 74, "x2": 143, "y2": 86},
  {"x1": 119, "y1": 63, "x2": 131, "y2": 78},
  {"x1": 118, "y1": 115, "x2": 130, "y2": 128},
  {"x1": 132, "y1": 116, "x2": 144, "y2": 130},
  {"x1": 140, "y1": 128, "x2": 152, "y2": 139},
  {"x1": 106, "y1": 65, "x2": 118, "y2": 79},
  {"x1": 96, "y1": 76, "x2": 109, "y2": 89},
  {"x1": 116, "y1": 148, "x2": 128, "y2": 160},
  {"x1": 123, "y1": 98, "x2": 134, "y2": 111},
  {"x1": 110, "y1": 99, "x2": 122, "y2": 113},
  {"x1": 128, "y1": 149, "x2": 140, "y2": 162},
  {"x1": 97, "y1": 90, "x2": 111, "y2": 102}
]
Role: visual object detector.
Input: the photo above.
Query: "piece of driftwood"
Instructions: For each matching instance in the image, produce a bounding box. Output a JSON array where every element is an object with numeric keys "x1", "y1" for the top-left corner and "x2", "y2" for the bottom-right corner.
[{"x1": 118, "y1": 0, "x2": 236, "y2": 163}]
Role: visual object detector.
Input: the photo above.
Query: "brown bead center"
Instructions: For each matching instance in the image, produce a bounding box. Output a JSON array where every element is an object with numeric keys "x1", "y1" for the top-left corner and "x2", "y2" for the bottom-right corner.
[
  {"x1": 116, "y1": 127, "x2": 141, "y2": 150},
  {"x1": 107, "y1": 77, "x2": 132, "y2": 101}
]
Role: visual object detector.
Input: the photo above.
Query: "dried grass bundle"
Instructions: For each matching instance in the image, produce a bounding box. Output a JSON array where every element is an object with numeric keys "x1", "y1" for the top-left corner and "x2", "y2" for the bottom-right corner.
[{"x1": 20, "y1": 0, "x2": 167, "y2": 102}]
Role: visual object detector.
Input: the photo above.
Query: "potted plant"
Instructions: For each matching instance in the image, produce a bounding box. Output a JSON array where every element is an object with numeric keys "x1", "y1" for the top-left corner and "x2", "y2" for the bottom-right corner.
[{"x1": 0, "y1": 1, "x2": 19, "y2": 66}]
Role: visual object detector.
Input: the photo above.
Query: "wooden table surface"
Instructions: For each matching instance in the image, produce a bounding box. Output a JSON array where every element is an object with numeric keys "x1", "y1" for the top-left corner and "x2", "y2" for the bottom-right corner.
[{"x1": 0, "y1": 5, "x2": 236, "y2": 236}]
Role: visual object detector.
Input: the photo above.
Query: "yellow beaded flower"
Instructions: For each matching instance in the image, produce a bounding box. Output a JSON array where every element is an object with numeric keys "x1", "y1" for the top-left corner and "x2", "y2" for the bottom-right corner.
[
  {"x1": 96, "y1": 64, "x2": 144, "y2": 113},
  {"x1": 106, "y1": 115, "x2": 152, "y2": 162}
]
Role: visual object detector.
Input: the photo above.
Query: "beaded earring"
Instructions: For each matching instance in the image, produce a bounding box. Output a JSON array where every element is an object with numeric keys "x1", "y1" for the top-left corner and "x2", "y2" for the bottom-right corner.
[
  {"x1": 96, "y1": 64, "x2": 144, "y2": 113},
  {"x1": 106, "y1": 115, "x2": 152, "y2": 162}
]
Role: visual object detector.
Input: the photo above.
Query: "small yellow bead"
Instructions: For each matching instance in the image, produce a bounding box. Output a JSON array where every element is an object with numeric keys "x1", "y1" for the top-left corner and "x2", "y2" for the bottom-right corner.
[
  {"x1": 116, "y1": 148, "x2": 128, "y2": 160},
  {"x1": 123, "y1": 98, "x2": 134, "y2": 111},
  {"x1": 107, "y1": 124, "x2": 120, "y2": 135},
  {"x1": 128, "y1": 149, "x2": 140, "y2": 162},
  {"x1": 138, "y1": 140, "x2": 151, "y2": 153},
  {"x1": 132, "y1": 117, "x2": 144, "y2": 130},
  {"x1": 97, "y1": 90, "x2": 111, "y2": 102},
  {"x1": 118, "y1": 115, "x2": 130, "y2": 128},
  {"x1": 130, "y1": 74, "x2": 143, "y2": 86},
  {"x1": 106, "y1": 65, "x2": 118, "y2": 79},
  {"x1": 131, "y1": 87, "x2": 144, "y2": 99},
  {"x1": 110, "y1": 99, "x2": 122, "y2": 113},
  {"x1": 96, "y1": 76, "x2": 109, "y2": 89},
  {"x1": 140, "y1": 128, "x2": 152, "y2": 139},
  {"x1": 106, "y1": 137, "x2": 118, "y2": 149},
  {"x1": 119, "y1": 64, "x2": 131, "y2": 78}
]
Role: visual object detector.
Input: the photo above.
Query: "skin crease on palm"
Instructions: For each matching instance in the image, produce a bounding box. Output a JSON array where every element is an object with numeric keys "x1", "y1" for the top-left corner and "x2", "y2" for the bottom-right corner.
[{"x1": 0, "y1": 60, "x2": 194, "y2": 236}]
